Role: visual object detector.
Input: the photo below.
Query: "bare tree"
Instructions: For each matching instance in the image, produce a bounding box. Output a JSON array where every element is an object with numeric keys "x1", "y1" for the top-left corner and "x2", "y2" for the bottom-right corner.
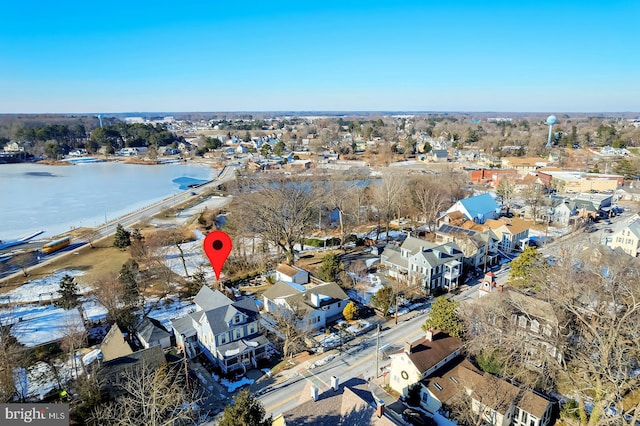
[
  {"x1": 230, "y1": 176, "x2": 319, "y2": 264},
  {"x1": 522, "y1": 181, "x2": 546, "y2": 223},
  {"x1": 447, "y1": 373, "x2": 521, "y2": 426},
  {"x1": 60, "y1": 313, "x2": 88, "y2": 379},
  {"x1": 151, "y1": 226, "x2": 193, "y2": 278},
  {"x1": 440, "y1": 167, "x2": 470, "y2": 203},
  {"x1": 410, "y1": 175, "x2": 449, "y2": 231},
  {"x1": 269, "y1": 303, "x2": 308, "y2": 358},
  {"x1": 495, "y1": 177, "x2": 516, "y2": 214},
  {"x1": 324, "y1": 176, "x2": 362, "y2": 246},
  {"x1": 89, "y1": 363, "x2": 199, "y2": 426},
  {"x1": 0, "y1": 306, "x2": 25, "y2": 402},
  {"x1": 78, "y1": 227, "x2": 101, "y2": 249},
  {"x1": 371, "y1": 172, "x2": 406, "y2": 240},
  {"x1": 462, "y1": 246, "x2": 640, "y2": 425}
]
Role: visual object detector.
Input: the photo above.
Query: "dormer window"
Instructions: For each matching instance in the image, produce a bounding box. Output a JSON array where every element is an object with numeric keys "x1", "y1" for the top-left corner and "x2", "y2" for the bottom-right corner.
[{"x1": 234, "y1": 315, "x2": 241, "y2": 324}]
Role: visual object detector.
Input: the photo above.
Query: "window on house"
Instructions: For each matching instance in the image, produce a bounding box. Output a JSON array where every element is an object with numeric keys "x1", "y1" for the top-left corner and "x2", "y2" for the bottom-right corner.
[
  {"x1": 235, "y1": 315, "x2": 241, "y2": 323},
  {"x1": 530, "y1": 320, "x2": 540, "y2": 333},
  {"x1": 433, "y1": 382, "x2": 443, "y2": 391},
  {"x1": 220, "y1": 334, "x2": 226, "y2": 344},
  {"x1": 518, "y1": 316, "x2": 528, "y2": 328},
  {"x1": 235, "y1": 329, "x2": 241, "y2": 339},
  {"x1": 529, "y1": 416, "x2": 537, "y2": 426}
]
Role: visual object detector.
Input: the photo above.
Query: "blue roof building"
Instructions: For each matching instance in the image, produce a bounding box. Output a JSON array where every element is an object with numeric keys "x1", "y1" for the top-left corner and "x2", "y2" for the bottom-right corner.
[{"x1": 445, "y1": 193, "x2": 500, "y2": 224}]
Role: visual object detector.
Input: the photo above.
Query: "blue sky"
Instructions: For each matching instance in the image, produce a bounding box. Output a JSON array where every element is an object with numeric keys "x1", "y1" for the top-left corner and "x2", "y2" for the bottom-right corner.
[{"x1": 1, "y1": 1, "x2": 638, "y2": 113}]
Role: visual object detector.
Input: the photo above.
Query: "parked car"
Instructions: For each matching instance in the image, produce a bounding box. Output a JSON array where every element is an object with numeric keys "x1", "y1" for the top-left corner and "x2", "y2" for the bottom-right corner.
[{"x1": 402, "y1": 409, "x2": 435, "y2": 426}]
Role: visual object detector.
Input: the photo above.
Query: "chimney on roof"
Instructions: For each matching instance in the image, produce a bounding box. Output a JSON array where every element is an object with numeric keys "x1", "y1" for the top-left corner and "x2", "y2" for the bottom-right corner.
[
  {"x1": 331, "y1": 375, "x2": 339, "y2": 391},
  {"x1": 404, "y1": 341, "x2": 413, "y2": 354},
  {"x1": 425, "y1": 329, "x2": 434, "y2": 342},
  {"x1": 310, "y1": 292, "x2": 320, "y2": 308},
  {"x1": 311, "y1": 385, "x2": 318, "y2": 401},
  {"x1": 376, "y1": 400, "x2": 385, "y2": 418}
]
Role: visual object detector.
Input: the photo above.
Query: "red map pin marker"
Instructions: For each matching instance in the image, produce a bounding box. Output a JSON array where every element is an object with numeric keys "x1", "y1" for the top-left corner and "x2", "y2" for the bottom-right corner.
[{"x1": 203, "y1": 231, "x2": 232, "y2": 281}]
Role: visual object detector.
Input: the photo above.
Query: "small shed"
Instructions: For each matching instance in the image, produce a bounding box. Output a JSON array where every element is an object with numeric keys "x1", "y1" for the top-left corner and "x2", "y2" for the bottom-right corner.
[{"x1": 135, "y1": 317, "x2": 172, "y2": 350}]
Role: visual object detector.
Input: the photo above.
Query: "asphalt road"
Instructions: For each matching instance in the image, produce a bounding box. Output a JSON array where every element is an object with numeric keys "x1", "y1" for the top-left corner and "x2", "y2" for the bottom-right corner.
[{"x1": 257, "y1": 311, "x2": 430, "y2": 418}]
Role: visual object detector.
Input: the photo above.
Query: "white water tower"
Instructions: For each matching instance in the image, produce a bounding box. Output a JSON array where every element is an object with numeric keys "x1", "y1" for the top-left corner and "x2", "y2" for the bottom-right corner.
[{"x1": 546, "y1": 115, "x2": 557, "y2": 147}]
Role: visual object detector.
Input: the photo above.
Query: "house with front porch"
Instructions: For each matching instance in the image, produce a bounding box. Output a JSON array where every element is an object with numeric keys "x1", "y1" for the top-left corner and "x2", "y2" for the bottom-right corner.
[
  {"x1": 171, "y1": 286, "x2": 272, "y2": 374},
  {"x1": 381, "y1": 237, "x2": 464, "y2": 293},
  {"x1": 262, "y1": 280, "x2": 349, "y2": 332}
]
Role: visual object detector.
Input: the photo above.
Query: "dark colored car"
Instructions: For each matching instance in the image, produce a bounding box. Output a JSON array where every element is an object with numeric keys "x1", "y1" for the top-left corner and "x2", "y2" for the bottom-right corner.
[{"x1": 402, "y1": 409, "x2": 435, "y2": 426}]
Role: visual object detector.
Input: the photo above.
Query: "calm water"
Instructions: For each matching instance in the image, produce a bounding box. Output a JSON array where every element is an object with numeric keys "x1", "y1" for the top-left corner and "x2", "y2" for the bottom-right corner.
[{"x1": 0, "y1": 162, "x2": 216, "y2": 240}]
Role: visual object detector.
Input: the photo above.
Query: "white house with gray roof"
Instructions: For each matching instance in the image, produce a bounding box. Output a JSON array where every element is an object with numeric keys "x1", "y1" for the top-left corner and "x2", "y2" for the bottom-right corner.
[
  {"x1": 381, "y1": 237, "x2": 464, "y2": 293},
  {"x1": 608, "y1": 217, "x2": 640, "y2": 257},
  {"x1": 262, "y1": 280, "x2": 349, "y2": 331},
  {"x1": 171, "y1": 286, "x2": 271, "y2": 374},
  {"x1": 135, "y1": 317, "x2": 171, "y2": 350}
]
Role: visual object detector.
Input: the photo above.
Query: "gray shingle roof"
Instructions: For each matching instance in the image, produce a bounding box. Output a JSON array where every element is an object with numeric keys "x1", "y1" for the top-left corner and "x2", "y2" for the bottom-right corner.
[
  {"x1": 193, "y1": 285, "x2": 233, "y2": 311},
  {"x1": 136, "y1": 317, "x2": 170, "y2": 346},
  {"x1": 171, "y1": 315, "x2": 196, "y2": 337}
]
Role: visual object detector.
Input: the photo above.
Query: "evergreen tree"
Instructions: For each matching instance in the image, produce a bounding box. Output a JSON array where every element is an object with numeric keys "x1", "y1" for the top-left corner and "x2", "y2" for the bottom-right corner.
[
  {"x1": 370, "y1": 286, "x2": 395, "y2": 317},
  {"x1": 422, "y1": 296, "x2": 461, "y2": 338},
  {"x1": 317, "y1": 253, "x2": 342, "y2": 282},
  {"x1": 185, "y1": 270, "x2": 206, "y2": 297},
  {"x1": 219, "y1": 389, "x2": 271, "y2": 426},
  {"x1": 56, "y1": 274, "x2": 80, "y2": 309},
  {"x1": 113, "y1": 224, "x2": 131, "y2": 249},
  {"x1": 119, "y1": 260, "x2": 140, "y2": 308},
  {"x1": 509, "y1": 246, "x2": 544, "y2": 287}
]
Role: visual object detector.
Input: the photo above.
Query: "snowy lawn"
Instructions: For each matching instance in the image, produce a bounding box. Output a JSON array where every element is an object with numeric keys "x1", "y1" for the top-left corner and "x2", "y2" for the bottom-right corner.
[
  {"x1": 11, "y1": 307, "x2": 85, "y2": 347},
  {"x1": 145, "y1": 295, "x2": 196, "y2": 331},
  {"x1": 0, "y1": 270, "x2": 89, "y2": 305},
  {"x1": 220, "y1": 376, "x2": 254, "y2": 393}
]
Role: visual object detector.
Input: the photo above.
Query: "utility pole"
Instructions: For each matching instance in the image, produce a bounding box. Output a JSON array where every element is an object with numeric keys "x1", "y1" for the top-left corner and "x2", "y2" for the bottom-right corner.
[
  {"x1": 375, "y1": 324, "x2": 380, "y2": 378},
  {"x1": 182, "y1": 335, "x2": 190, "y2": 393},
  {"x1": 483, "y1": 231, "x2": 489, "y2": 273}
]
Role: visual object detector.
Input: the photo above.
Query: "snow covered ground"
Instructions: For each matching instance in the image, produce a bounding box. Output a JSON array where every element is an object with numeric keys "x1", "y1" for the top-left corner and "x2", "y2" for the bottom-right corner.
[
  {"x1": 11, "y1": 307, "x2": 85, "y2": 347},
  {"x1": 220, "y1": 376, "x2": 254, "y2": 393},
  {"x1": 145, "y1": 295, "x2": 196, "y2": 331},
  {"x1": 0, "y1": 269, "x2": 89, "y2": 305}
]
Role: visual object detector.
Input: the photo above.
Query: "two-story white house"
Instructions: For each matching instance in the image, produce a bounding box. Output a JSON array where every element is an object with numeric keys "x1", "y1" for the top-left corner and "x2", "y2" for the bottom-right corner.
[
  {"x1": 608, "y1": 218, "x2": 640, "y2": 257},
  {"x1": 171, "y1": 286, "x2": 271, "y2": 374},
  {"x1": 381, "y1": 237, "x2": 464, "y2": 293},
  {"x1": 262, "y1": 280, "x2": 349, "y2": 332}
]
